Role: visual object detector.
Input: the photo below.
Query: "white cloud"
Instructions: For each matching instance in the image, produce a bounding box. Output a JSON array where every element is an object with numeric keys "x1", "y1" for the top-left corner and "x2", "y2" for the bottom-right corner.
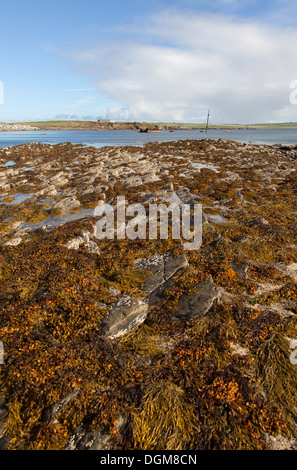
[
  {"x1": 55, "y1": 11, "x2": 297, "y2": 123},
  {"x1": 59, "y1": 96, "x2": 96, "y2": 112}
]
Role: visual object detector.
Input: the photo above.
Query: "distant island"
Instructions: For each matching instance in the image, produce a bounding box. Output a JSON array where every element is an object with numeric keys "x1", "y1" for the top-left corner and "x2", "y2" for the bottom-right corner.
[{"x1": 1, "y1": 119, "x2": 297, "y2": 132}]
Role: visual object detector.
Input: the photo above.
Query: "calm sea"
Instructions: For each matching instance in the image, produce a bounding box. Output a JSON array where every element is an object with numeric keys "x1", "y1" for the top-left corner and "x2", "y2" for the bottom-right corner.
[{"x1": 0, "y1": 128, "x2": 297, "y2": 149}]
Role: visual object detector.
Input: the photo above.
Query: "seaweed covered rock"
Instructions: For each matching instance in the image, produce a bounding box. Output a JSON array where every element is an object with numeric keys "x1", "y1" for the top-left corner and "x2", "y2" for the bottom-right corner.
[
  {"x1": 133, "y1": 251, "x2": 189, "y2": 303},
  {"x1": 51, "y1": 196, "x2": 81, "y2": 215},
  {"x1": 174, "y1": 277, "x2": 220, "y2": 319},
  {"x1": 99, "y1": 296, "x2": 149, "y2": 339},
  {"x1": 65, "y1": 416, "x2": 127, "y2": 451}
]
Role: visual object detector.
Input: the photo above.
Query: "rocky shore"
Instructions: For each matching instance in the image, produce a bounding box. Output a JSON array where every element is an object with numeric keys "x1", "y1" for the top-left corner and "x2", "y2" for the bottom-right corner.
[
  {"x1": 0, "y1": 124, "x2": 39, "y2": 132},
  {"x1": 1, "y1": 138, "x2": 297, "y2": 450}
]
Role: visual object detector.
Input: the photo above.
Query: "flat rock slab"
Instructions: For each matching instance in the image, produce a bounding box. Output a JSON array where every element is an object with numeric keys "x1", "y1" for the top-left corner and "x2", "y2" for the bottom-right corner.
[
  {"x1": 65, "y1": 424, "x2": 112, "y2": 450},
  {"x1": 99, "y1": 295, "x2": 148, "y2": 339},
  {"x1": 51, "y1": 196, "x2": 81, "y2": 215},
  {"x1": 133, "y1": 251, "x2": 189, "y2": 304},
  {"x1": 41, "y1": 387, "x2": 81, "y2": 422},
  {"x1": 174, "y1": 277, "x2": 220, "y2": 319},
  {"x1": 65, "y1": 415, "x2": 126, "y2": 450},
  {"x1": 98, "y1": 251, "x2": 189, "y2": 339},
  {"x1": 205, "y1": 213, "x2": 228, "y2": 224}
]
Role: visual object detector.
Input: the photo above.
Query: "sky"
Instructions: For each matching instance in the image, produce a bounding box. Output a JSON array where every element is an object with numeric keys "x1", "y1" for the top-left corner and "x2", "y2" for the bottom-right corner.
[{"x1": 1, "y1": 0, "x2": 297, "y2": 124}]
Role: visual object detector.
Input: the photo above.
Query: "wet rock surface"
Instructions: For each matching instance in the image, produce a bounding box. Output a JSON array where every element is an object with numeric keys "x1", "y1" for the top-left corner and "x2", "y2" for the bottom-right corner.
[
  {"x1": 1, "y1": 138, "x2": 297, "y2": 450},
  {"x1": 174, "y1": 277, "x2": 220, "y2": 319},
  {"x1": 99, "y1": 295, "x2": 149, "y2": 339},
  {"x1": 133, "y1": 251, "x2": 189, "y2": 303}
]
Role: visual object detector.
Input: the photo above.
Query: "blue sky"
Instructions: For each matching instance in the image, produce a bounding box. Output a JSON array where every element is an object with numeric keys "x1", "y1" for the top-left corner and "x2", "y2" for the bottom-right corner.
[{"x1": 1, "y1": 0, "x2": 297, "y2": 123}]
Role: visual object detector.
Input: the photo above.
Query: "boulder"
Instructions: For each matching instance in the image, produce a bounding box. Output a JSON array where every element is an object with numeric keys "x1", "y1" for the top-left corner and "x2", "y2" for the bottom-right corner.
[
  {"x1": 41, "y1": 387, "x2": 81, "y2": 422},
  {"x1": 65, "y1": 415, "x2": 126, "y2": 450},
  {"x1": 173, "y1": 277, "x2": 220, "y2": 319},
  {"x1": 65, "y1": 424, "x2": 112, "y2": 450},
  {"x1": 205, "y1": 213, "x2": 228, "y2": 224},
  {"x1": 65, "y1": 237, "x2": 85, "y2": 250},
  {"x1": 133, "y1": 251, "x2": 189, "y2": 304},
  {"x1": 99, "y1": 296, "x2": 149, "y2": 339},
  {"x1": 85, "y1": 240, "x2": 100, "y2": 255},
  {"x1": 51, "y1": 196, "x2": 81, "y2": 215},
  {"x1": 124, "y1": 175, "x2": 143, "y2": 188},
  {"x1": 3, "y1": 237, "x2": 23, "y2": 246},
  {"x1": 64, "y1": 231, "x2": 99, "y2": 253},
  {"x1": 176, "y1": 187, "x2": 196, "y2": 206}
]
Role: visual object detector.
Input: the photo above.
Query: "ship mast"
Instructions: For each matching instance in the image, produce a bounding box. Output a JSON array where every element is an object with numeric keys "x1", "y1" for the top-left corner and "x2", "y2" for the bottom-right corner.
[{"x1": 205, "y1": 109, "x2": 210, "y2": 132}]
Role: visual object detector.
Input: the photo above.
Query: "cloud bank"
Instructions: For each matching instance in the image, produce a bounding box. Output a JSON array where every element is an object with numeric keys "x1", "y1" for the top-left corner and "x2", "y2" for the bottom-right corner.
[{"x1": 57, "y1": 10, "x2": 297, "y2": 123}]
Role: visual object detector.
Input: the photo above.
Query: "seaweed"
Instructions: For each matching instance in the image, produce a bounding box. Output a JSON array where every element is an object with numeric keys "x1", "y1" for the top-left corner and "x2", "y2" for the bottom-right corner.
[
  {"x1": 1, "y1": 139, "x2": 297, "y2": 450},
  {"x1": 132, "y1": 381, "x2": 197, "y2": 450}
]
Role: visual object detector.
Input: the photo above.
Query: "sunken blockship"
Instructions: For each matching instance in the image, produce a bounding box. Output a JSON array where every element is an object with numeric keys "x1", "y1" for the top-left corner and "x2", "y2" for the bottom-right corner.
[{"x1": 1, "y1": 138, "x2": 297, "y2": 450}]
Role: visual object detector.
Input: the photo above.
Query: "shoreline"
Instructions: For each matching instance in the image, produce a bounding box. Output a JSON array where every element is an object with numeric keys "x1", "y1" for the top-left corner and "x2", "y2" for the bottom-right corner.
[{"x1": 1, "y1": 120, "x2": 297, "y2": 132}]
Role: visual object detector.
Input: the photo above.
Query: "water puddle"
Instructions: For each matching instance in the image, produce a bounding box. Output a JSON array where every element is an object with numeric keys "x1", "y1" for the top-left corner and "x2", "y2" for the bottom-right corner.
[
  {"x1": 0, "y1": 193, "x2": 33, "y2": 204},
  {"x1": 18, "y1": 208, "x2": 96, "y2": 232},
  {"x1": 191, "y1": 162, "x2": 219, "y2": 173}
]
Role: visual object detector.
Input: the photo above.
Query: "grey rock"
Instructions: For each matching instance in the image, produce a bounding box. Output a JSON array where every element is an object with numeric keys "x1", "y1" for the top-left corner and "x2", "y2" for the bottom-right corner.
[
  {"x1": 0, "y1": 124, "x2": 39, "y2": 131},
  {"x1": 59, "y1": 187, "x2": 77, "y2": 197},
  {"x1": 65, "y1": 424, "x2": 112, "y2": 450},
  {"x1": 133, "y1": 251, "x2": 188, "y2": 304},
  {"x1": 41, "y1": 387, "x2": 80, "y2": 422},
  {"x1": 205, "y1": 213, "x2": 228, "y2": 224},
  {"x1": 78, "y1": 184, "x2": 97, "y2": 196},
  {"x1": 109, "y1": 286, "x2": 121, "y2": 296},
  {"x1": 99, "y1": 296, "x2": 149, "y2": 339},
  {"x1": 78, "y1": 230, "x2": 92, "y2": 242},
  {"x1": 95, "y1": 301, "x2": 108, "y2": 309},
  {"x1": 51, "y1": 196, "x2": 81, "y2": 215},
  {"x1": 231, "y1": 262, "x2": 249, "y2": 279},
  {"x1": 265, "y1": 434, "x2": 297, "y2": 450},
  {"x1": 174, "y1": 277, "x2": 220, "y2": 319},
  {"x1": 65, "y1": 237, "x2": 85, "y2": 250},
  {"x1": 85, "y1": 240, "x2": 100, "y2": 255},
  {"x1": 0, "y1": 435, "x2": 11, "y2": 450},
  {"x1": 202, "y1": 211, "x2": 209, "y2": 224},
  {"x1": 3, "y1": 237, "x2": 23, "y2": 246},
  {"x1": 142, "y1": 172, "x2": 159, "y2": 184},
  {"x1": 255, "y1": 216, "x2": 269, "y2": 225},
  {"x1": 164, "y1": 252, "x2": 189, "y2": 282},
  {"x1": 14, "y1": 226, "x2": 32, "y2": 237},
  {"x1": 137, "y1": 190, "x2": 156, "y2": 205},
  {"x1": 65, "y1": 415, "x2": 126, "y2": 450},
  {"x1": 65, "y1": 231, "x2": 96, "y2": 251},
  {"x1": 176, "y1": 187, "x2": 196, "y2": 206},
  {"x1": 124, "y1": 175, "x2": 143, "y2": 188},
  {"x1": 50, "y1": 175, "x2": 69, "y2": 188}
]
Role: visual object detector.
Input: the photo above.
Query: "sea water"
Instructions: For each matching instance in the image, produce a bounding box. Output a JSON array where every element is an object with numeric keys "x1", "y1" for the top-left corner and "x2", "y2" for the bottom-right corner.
[{"x1": 0, "y1": 128, "x2": 297, "y2": 149}]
